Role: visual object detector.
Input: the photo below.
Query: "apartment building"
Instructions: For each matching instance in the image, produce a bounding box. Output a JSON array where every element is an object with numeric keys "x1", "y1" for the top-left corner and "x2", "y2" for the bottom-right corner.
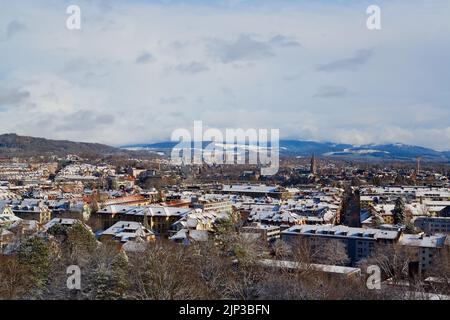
[
  {"x1": 414, "y1": 217, "x2": 450, "y2": 234},
  {"x1": 242, "y1": 223, "x2": 281, "y2": 243},
  {"x1": 99, "y1": 221, "x2": 155, "y2": 248},
  {"x1": 281, "y1": 224, "x2": 400, "y2": 265},
  {"x1": 399, "y1": 233, "x2": 447, "y2": 274},
  {"x1": 219, "y1": 184, "x2": 291, "y2": 199},
  {"x1": 190, "y1": 196, "x2": 233, "y2": 214},
  {"x1": 97, "y1": 205, "x2": 193, "y2": 236}
]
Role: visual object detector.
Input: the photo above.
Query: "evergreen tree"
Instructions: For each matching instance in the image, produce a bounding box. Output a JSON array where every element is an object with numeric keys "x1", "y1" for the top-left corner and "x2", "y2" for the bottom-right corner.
[
  {"x1": 18, "y1": 237, "x2": 53, "y2": 296},
  {"x1": 66, "y1": 222, "x2": 97, "y2": 265},
  {"x1": 49, "y1": 221, "x2": 97, "y2": 265},
  {"x1": 213, "y1": 218, "x2": 237, "y2": 255},
  {"x1": 91, "y1": 254, "x2": 130, "y2": 300},
  {"x1": 393, "y1": 197, "x2": 405, "y2": 225},
  {"x1": 370, "y1": 214, "x2": 382, "y2": 228}
]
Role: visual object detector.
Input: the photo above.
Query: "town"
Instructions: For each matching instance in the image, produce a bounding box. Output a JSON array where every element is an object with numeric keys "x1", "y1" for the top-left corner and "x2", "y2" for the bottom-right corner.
[
  {"x1": 2, "y1": 0, "x2": 449, "y2": 313},
  {"x1": 0, "y1": 149, "x2": 449, "y2": 300}
]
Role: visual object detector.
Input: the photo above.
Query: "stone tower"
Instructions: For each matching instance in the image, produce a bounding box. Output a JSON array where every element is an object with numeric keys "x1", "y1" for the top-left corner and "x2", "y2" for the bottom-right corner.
[
  {"x1": 416, "y1": 156, "x2": 421, "y2": 175},
  {"x1": 310, "y1": 154, "x2": 317, "y2": 175}
]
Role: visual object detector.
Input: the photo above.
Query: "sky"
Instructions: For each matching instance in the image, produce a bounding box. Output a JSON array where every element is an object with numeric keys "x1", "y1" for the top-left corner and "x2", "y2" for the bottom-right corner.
[{"x1": 0, "y1": 0, "x2": 449, "y2": 150}]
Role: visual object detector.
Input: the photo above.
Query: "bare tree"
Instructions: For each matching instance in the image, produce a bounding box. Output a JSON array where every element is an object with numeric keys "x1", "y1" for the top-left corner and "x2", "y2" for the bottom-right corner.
[
  {"x1": 358, "y1": 244, "x2": 410, "y2": 284},
  {"x1": 426, "y1": 245, "x2": 450, "y2": 296},
  {"x1": 0, "y1": 255, "x2": 31, "y2": 299},
  {"x1": 128, "y1": 240, "x2": 206, "y2": 300}
]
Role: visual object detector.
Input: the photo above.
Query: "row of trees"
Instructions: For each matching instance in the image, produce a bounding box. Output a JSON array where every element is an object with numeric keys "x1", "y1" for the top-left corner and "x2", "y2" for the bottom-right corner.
[{"x1": 1, "y1": 219, "x2": 449, "y2": 300}]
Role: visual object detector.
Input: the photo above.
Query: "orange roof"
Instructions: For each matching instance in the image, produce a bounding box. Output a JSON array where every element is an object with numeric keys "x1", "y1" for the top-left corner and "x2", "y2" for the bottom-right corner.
[{"x1": 103, "y1": 195, "x2": 147, "y2": 206}]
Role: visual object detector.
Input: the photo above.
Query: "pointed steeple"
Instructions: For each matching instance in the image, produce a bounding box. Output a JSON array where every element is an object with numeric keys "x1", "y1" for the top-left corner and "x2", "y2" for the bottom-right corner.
[{"x1": 310, "y1": 153, "x2": 317, "y2": 175}]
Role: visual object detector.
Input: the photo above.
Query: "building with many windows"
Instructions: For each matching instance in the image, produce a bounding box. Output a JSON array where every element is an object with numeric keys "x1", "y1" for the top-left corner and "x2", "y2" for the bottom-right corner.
[
  {"x1": 96, "y1": 205, "x2": 193, "y2": 236},
  {"x1": 414, "y1": 217, "x2": 450, "y2": 234},
  {"x1": 281, "y1": 224, "x2": 401, "y2": 265},
  {"x1": 99, "y1": 221, "x2": 155, "y2": 249},
  {"x1": 399, "y1": 233, "x2": 447, "y2": 274}
]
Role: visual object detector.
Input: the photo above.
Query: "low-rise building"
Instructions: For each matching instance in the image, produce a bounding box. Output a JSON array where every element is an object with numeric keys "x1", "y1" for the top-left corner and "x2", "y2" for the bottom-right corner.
[
  {"x1": 259, "y1": 259, "x2": 361, "y2": 280},
  {"x1": 0, "y1": 229, "x2": 14, "y2": 252},
  {"x1": 399, "y1": 233, "x2": 447, "y2": 274},
  {"x1": 281, "y1": 224, "x2": 401, "y2": 265},
  {"x1": 43, "y1": 218, "x2": 92, "y2": 233},
  {"x1": 99, "y1": 221, "x2": 155, "y2": 247},
  {"x1": 96, "y1": 205, "x2": 193, "y2": 236},
  {"x1": 219, "y1": 184, "x2": 290, "y2": 199},
  {"x1": 242, "y1": 223, "x2": 281, "y2": 243},
  {"x1": 169, "y1": 210, "x2": 230, "y2": 243},
  {"x1": 414, "y1": 217, "x2": 450, "y2": 234},
  {"x1": 8, "y1": 199, "x2": 52, "y2": 224},
  {"x1": 102, "y1": 194, "x2": 150, "y2": 207},
  {"x1": 248, "y1": 209, "x2": 306, "y2": 229},
  {"x1": 190, "y1": 196, "x2": 233, "y2": 214}
]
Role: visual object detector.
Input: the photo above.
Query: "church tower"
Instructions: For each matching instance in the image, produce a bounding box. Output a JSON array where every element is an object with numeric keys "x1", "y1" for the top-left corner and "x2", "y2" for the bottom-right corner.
[
  {"x1": 310, "y1": 154, "x2": 317, "y2": 175},
  {"x1": 416, "y1": 156, "x2": 421, "y2": 175}
]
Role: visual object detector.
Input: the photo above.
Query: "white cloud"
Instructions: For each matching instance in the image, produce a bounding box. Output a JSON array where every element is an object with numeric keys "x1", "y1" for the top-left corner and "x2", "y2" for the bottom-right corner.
[{"x1": 0, "y1": 0, "x2": 449, "y2": 150}]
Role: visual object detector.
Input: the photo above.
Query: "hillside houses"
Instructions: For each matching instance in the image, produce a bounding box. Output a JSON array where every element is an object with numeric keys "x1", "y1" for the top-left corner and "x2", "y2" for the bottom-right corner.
[
  {"x1": 96, "y1": 205, "x2": 193, "y2": 236},
  {"x1": 169, "y1": 210, "x2": 230, "y2": 243},
  {"x1": 99, "y1": 221, "x2": 155, "y2": 252}
]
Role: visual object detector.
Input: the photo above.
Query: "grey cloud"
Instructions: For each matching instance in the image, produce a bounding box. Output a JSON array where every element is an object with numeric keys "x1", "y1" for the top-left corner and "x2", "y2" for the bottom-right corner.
[
  {"x1": 206, "y1": 34, "x2": 300, "y2": 64},
  {"x1": 317, "y1": 49, "x2": 373, "y2": 72},
  {"x1": 84, "y1": 71, "x2": 110, "y2": 79},
  {"x1": 63, "y1": 58, "x2": 100, "y2": 72},
  {"x1": 283, "y1": 72, "x2": 302, "y2": 81},
  {"x1": 5, "y1": 20, "x2": 27, "y2": 40},
  {"x1": 135, "y1": 52, "x2": 155, "y2": 64},
  {"x1": 0, "y1": 87, "x2": 30, "y2": 109},
  {"x1": 56, "y1": 110, "x2": 115, "y2": 131},
  {"x1": 175, "y1": 61, "x2": 209, "y2": 74},
  {"x1": 269, "y1": 35, "x2": 301, "y2": 48},
  {"x1": 62, "y1": 58, "x2": 111, "y2": 77},
  {"x1": 207, "y1": 34, "x2": 274, "y2": 63},
  {"x1": 169, "y1": 41, "x2": 190, "y2": 50},
  {"x1": 314, "y1": 86, "x2": 348, "y2": 98},
  {"x1": 160, "y1": 96, "x2": 186, "y2": 104},
  {"x1": 95, "y1": 113, "x2": 115, "y2": 123},
  {"x1": 63, "y1": 58, "x2": 91, "y2": 73},
  {"x1": 221, "y1": 0, "x2": 247, "y2": 6}
]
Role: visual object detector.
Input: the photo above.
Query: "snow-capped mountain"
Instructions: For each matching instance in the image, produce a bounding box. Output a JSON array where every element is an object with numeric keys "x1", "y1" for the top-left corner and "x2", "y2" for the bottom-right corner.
[{"x1": 121, "y1": 140, "x2": 450, "y2": 162}]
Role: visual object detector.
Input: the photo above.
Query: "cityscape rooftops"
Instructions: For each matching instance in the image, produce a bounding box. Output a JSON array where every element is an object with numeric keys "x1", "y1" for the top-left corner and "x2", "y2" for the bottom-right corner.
[
  {"x1": 259, "y1": 259, "x2": 361, "y2": 276},
  {"x1": 399, "y1": 233, "x2": 447, "y2": 248},
  {"x1": 100, "y1": 221, "x2": 154, "y2": 243},
  {"x1": 282, "y1": 224, "x2": 400, "y2": 240},
  {"x1": 98, "y1": 204, "x2": 193, "y2": 217},
  {"x1": 221, "y1": 184, "x2": 282, "y2": 194},
  {"x1": 44, "y1": 218, "x2": 84, "y2": 231}
]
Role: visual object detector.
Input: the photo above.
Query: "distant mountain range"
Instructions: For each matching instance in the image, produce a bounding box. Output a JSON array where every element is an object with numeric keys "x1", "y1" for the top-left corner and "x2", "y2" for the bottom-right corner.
[
  {"x1": 0, "y1": 133, "x2": 121, "y2": 157},
  {"x1": 122, "y1": 140, "x2": 450, "y2": 162},
  {"x1": 1, "y1": 133, "x2": 448, "y2": 162}
]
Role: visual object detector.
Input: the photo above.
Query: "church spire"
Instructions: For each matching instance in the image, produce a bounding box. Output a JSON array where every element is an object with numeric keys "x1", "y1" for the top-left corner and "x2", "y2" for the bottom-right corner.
[{"x1": 310, "y1": 153, "x2": 317, "y2": 175}]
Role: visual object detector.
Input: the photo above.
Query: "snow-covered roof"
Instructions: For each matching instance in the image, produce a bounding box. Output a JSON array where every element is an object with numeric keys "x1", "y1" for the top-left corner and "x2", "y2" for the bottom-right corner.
[
  {"x1": 221, "y1": 184, "x2": 280, "y2": 194},
  {"x1": 99, "y1": 205, "x2": 192, "y2": 217},
  {"x1": 259, "y1": 259, "x2": 361, "y2": 275},
  {"x1": 44, "y1": 218, "x2": 80, "y2": 230},
  {"x1": 101, "y1": 221, "x2": 154, "y2": 243},
  {"x1": 282, "y1": 224, "x2": 400, "y2": 240},
  {"x1": 399, "y1": 234, "x2": 447, "y2": 248}
]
